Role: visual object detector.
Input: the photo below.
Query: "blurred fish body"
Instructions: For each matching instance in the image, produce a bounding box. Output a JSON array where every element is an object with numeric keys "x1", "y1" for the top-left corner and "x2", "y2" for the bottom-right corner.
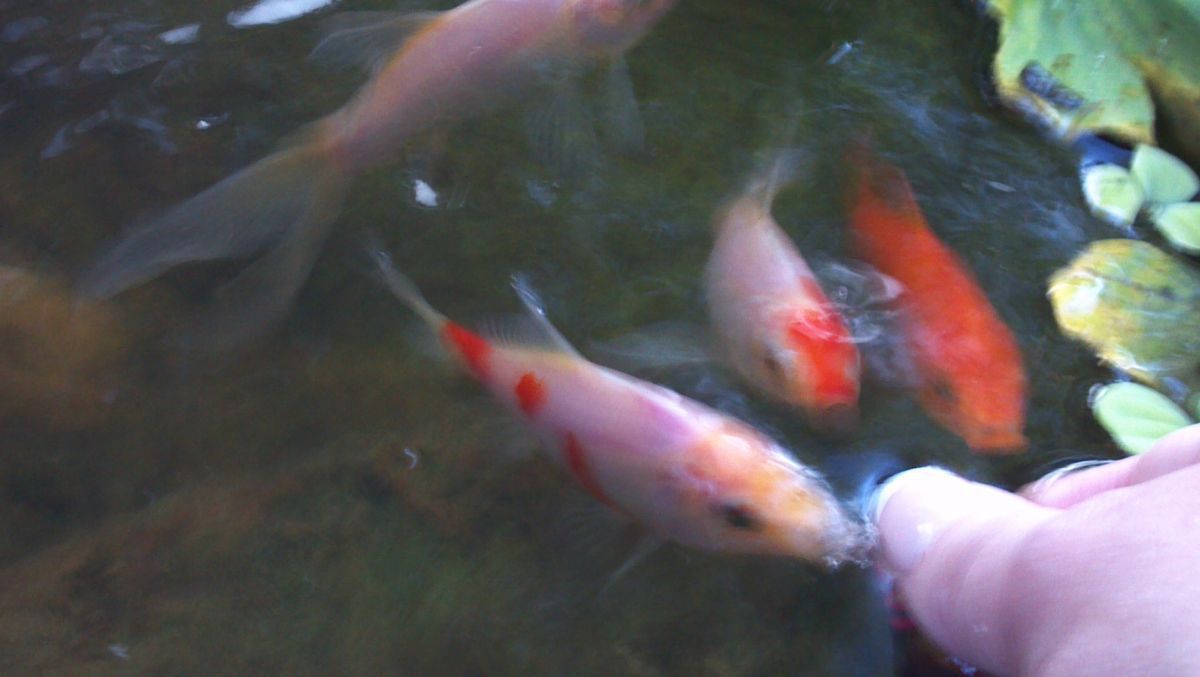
[
  {"x1": 370, "y1": 250, "x2": 864, "y2": 565},
  {"x1": 847, "y1": 143, "x2": 1027, "y2": 453},
  {"x1": 79, "y1": 0, "x2": 676, "y2": 345},
  {"x1": 705, "y1": 153, "x2": 861, "y2": 433}
]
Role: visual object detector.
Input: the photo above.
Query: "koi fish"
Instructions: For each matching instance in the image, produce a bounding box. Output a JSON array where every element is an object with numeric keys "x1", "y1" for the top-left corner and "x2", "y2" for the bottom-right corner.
[
  {"x1": 705, "y1": 153, "x2": 860, "y2": 433},
  {"x1": 847, "y1": 144, "x2": 1027, "y2": 453},
  {"x1": 79, "y1": 0, "x2": 676, "y2": 345},
  {"x1": 368, "y1": 248, "x2": 865, "y2": 564}
]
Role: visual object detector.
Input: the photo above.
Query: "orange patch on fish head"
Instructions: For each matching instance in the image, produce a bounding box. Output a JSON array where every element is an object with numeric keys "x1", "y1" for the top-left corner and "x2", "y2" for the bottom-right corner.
[
  {"x1": 568, "y1": 0, "x2": 677, "y2": 55},
  {"x1": 670, "y1": 424, "x2": 863, "y2": 563},
  {"x1": 514, "y1": 372, "x2": 547, "y2": 416}
]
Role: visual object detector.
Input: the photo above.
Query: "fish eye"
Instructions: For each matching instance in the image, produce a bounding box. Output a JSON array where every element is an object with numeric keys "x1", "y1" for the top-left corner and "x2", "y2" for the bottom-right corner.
[
  {"x1": 760, "y1": 349, "x2": 784, "y2": 380},
  {"x1": 716, "y1": 502, "x2": 761, "y2": 531}
]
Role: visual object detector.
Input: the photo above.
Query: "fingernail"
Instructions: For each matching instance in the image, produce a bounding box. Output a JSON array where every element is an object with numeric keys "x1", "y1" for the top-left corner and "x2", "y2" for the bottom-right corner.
[
  {"x1": 1021, "y1": 459, "x2": 1112, "y2": 500},
  {"x1": 869, "y1": 466, "x2": 975, "y2": 575}
]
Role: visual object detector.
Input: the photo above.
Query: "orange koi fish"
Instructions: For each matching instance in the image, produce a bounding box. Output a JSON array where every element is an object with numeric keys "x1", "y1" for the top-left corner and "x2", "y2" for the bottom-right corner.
[
  {"x1": 369, "y1": 248, "x2": 865, "y2": 563},
  {"x1": 80, "y1": 0, "x2": 676, "y2": 345},
  {"x1": 847, "y1": 145, "x2": 1027, "y2": 453},
  {"x1": 706, "y1": 154, "x2": 860, "y2": 433}
]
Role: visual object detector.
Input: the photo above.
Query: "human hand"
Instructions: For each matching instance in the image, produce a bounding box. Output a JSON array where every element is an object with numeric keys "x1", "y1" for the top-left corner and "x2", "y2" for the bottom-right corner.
[{"x1": 872, "y1": 424, "x2": 1200, "y2": 676}]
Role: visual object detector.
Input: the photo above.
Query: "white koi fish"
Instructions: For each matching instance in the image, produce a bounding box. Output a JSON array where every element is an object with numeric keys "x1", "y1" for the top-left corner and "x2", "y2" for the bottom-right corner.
[
  {"x1": 80, "y1": 0, "x2": 676, "y2": 345},
  {"x1": 705, "y1": 153, "x2": 861, "y2": 433},
  {"x1": 369, "y1": 248, "x2": 865, "y2": 564}
]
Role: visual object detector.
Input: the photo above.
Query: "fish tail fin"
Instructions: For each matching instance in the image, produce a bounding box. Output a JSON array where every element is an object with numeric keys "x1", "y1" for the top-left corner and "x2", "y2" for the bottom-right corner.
[
  {"x1": 711, "y1": 147, "x2": 809, "y2": 234},
  {"x1": 365, "y1": 238, "x2": 446, "y2": 330},
  {"x1": 845, "y1": 134, "x2": 920, "y2": 221},
  {"x1": 742, "y1": 146, "x2": 810, "y2": 210},
  {"x1": 79, "y1": 129, "x2": 348, "y2": 300}
]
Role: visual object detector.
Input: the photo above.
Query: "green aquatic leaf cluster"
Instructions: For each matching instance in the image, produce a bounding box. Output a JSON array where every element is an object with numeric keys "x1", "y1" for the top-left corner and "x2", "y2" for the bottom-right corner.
[
  {"x1": 981, "y1": 0, "x2": 1200, "y2": 161},
  {"x1": 1048, "y1": 239, "x2": 1200, "y2": 385},
  {"x1": 1081, "y1": 145, "x2": 1200, "y2": 235},
  {"x1": 1090, "y1": 382, "x2": 1195, "y2": 455},
  {"x1": 1049, "y1": 239, "x2": 1200, "y2": 451}
]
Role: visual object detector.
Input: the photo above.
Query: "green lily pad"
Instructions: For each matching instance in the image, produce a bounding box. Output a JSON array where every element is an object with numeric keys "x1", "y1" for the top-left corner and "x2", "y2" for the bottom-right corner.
[
  {"x1": 980, "y1": 0, "x2": 1200, "y2": 162},
  {"x1": 1048, "y1": 239, "x2": 1200, "y2": 384},
  {"x1": 1131, "y1": 145, "x2": 1200, "y2": 204},
  {"x1": 1081, "y1": 164, "x2": 1144, "y2": 227},
  {"x1": 1092, "y1": 382, "x2": 1193, "y2": 454},
  {"x1": 1151, "y1": 202, "x2": 1200, "y2": 253}
]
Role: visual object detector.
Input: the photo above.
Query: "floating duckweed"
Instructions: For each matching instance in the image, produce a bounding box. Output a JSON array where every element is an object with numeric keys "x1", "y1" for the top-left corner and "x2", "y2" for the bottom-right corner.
[
  {"x1": 1130, "y1": 145, "x2": 1200, "y2": 205},
  {"x1": 1151, "y1": 202, "x2": 1200, "y2": 254},
  {"x1": 1091, "y1": 382, "x2": 1193, "y2": 455},
  {"x1": 1080, "y1": 163, "x2": 1144, "y2": 227}
]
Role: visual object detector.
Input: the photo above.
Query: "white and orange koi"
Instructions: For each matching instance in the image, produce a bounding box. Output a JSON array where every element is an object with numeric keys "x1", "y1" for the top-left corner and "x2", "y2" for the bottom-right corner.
[
  {"x1": 80, "y1": 0, "x2": 676, "y2": 345},
  {"x1": 370, "y1": 249, "x2": 864, "y2": 563},
  {"x1": 705, "y1": 154, "x2": 861, "y2": 433}
]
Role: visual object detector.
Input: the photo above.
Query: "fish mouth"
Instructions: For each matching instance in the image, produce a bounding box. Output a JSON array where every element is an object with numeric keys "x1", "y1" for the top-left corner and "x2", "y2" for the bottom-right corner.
[{"x1": 805, "y1": 505, "x2": 873, "y2": 569}]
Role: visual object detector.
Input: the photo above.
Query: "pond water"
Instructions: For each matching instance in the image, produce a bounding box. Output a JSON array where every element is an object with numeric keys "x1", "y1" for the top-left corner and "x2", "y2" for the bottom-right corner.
[{"x1": 0, "y1": 0, "x2": 1122, "y2": 673}]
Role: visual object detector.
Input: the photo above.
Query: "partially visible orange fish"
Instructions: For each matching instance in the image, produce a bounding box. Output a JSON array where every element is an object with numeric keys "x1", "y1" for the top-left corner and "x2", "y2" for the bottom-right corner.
[
  {"x1": 847, "y1": 144, "x2": 1027, "y2": 453},
  {"x1": 369, "y1": 248, "x2": 864, "y2": 564},
  {"x1": 705, "y1": 153, "x2": 860, "y2": 433}
]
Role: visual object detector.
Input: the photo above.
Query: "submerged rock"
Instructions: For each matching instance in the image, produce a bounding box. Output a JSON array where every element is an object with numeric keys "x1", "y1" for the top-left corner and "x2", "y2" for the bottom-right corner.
[{"x1": 0, "y1": 264, "x2": 126, "y2": 428}]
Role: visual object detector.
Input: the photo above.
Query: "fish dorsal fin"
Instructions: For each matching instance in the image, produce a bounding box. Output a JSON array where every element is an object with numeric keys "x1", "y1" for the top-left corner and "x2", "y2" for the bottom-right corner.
[
  {"x1": 474, "y1": 276, "x2": 582, "y2": 357},
  {"x1": 308, "y1": 11, "x2": 443, "y2": 73},
  {"x1": 365, "y1": 238, "x2": 446, "y2": 329}
]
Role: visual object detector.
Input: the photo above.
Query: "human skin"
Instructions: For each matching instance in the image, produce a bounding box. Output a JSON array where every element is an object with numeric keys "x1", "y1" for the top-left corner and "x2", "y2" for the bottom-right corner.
[{"x1": 872, "y1": 424, "x2": 1200, "y2": 676}]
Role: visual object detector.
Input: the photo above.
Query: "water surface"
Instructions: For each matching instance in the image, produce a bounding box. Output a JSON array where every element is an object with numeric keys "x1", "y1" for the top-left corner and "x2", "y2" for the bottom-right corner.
[{"x1": 0, "y1": 0, "x2": 1119, "y2": 673}]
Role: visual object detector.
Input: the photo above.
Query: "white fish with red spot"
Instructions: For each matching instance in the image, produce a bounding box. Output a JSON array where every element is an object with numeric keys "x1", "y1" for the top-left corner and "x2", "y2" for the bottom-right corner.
[
  {"x1": 369, "y1": 247, "x2": 866, "y2": 564},
  {"x1": 705, "y1": 151, "x2": 861, "y2": 433},
  {"x1": 80, "y1": 0, "x2": 676, "y2": 346}
]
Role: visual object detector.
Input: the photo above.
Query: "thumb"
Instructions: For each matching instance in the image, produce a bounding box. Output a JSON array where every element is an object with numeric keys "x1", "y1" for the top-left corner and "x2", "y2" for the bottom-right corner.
[{"x1": 873, "y1": 467, "x2": 1058, "y2": 674}]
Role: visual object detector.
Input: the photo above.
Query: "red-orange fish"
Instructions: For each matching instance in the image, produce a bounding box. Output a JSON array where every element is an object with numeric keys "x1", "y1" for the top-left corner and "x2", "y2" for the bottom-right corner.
[{"x1": 847, "y1": 145, "x2": 1027, "y2": 453}]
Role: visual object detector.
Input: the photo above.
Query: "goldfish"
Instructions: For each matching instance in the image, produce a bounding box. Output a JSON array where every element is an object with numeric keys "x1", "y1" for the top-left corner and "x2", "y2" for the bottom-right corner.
[
  {"x1": 705, "y1": 153, "x2": 860, "y2": 433},
  {"x1": 847, "y1": 143, "x2": 1027, "y2": 453},
  {"x1": 79, "y1": 0, "x2": 676, "y2": 346},
  {"x1": 368, "y1": 247, "x2": 864, "y2": 563}
]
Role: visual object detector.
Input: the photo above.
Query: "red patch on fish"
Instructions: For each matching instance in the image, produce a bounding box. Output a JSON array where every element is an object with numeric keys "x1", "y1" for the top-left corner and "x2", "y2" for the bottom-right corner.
[
  {"x1": 564, "y1": 433, "x2": 616, "y2": 508},
  {"x1": 441, "y1": 322, "x2": 491, "y2": 380},
  {"x1": 786, "y1": 302, "x2": 858, "y2": 406},
  {"x1": 514, "y1": 372, "x2": 546, "y2": 416}
]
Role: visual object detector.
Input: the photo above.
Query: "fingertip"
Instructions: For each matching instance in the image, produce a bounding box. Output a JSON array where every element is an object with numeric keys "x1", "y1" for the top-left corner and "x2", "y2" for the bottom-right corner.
[
  {"x1": 871, "y1": 466, "x2": 1057, "y2": 674},
  {"x1": 870, "y1": 466, "x2": 983, "y2": 575}
]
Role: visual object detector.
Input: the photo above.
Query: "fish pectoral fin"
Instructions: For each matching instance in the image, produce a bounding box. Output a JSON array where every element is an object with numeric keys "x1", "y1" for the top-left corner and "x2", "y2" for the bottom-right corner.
[
  {"x1": 589, "y1": 321, "x2": 715, "y2": 374},
  {"x1": 473, "y1": 275, "x2": 582, "y2": 358},
  {"x1": 600, "y1": 57, "x2": 646, "y2": 156},
  {"x1": 524, "y1": 78, "x2": 601, "y2": 179},
  {"x1": 308, "y1": 10, "x2": 443, "y2": 73},
  {"x1": 597, "y1": 534, "x2": 663, "y2": 597}
]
